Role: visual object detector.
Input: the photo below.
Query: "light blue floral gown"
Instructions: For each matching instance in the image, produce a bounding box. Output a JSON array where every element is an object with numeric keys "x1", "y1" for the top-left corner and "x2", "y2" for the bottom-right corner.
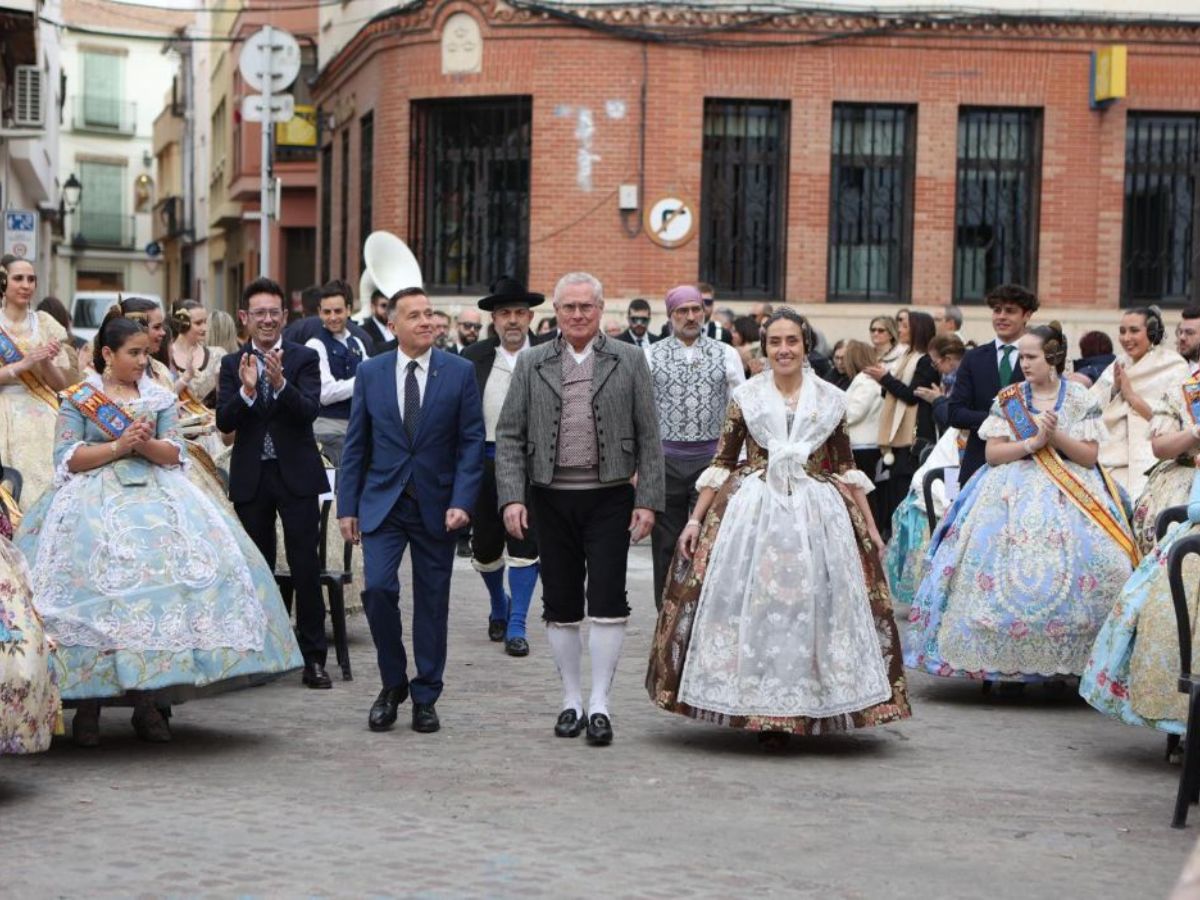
[
  {"x1": 905, "y1": 380, "x2": 1135, "y2": 682},
  {"x1": 15, "y1": 373, "x2": 302, "y2": 702},
  {"x1": 884, "y1": 427, "x2": 962, "y2": 607}
]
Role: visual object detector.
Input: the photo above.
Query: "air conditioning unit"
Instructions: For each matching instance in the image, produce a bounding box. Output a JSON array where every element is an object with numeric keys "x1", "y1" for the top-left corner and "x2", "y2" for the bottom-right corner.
[{"x1": 12, "y1": 66, "x2": 44, "y2": 128}]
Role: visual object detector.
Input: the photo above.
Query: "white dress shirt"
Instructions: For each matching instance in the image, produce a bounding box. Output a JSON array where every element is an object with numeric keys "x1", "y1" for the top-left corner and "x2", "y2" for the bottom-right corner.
[
  {"x1": 305, "y1": 330, "x2": 367, "y2": 407},
  {"x1": 395, "y1": 346, "x2": 433, "y2": 419}
]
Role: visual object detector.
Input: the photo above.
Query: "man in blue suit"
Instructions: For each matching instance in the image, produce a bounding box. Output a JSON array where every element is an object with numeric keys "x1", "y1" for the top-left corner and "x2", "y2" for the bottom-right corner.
[
  {"x1": 337, "y1": 287, "x2": 485, "y2": 734},
  {"x1": 944, "y1": 283, "x2": 1038, "y2": 487}
]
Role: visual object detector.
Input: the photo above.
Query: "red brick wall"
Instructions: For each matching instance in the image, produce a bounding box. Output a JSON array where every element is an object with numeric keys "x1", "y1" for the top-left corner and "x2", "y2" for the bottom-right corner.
[{"x1": 315, "y1": 6, "x2": 1200, "y2": 310}]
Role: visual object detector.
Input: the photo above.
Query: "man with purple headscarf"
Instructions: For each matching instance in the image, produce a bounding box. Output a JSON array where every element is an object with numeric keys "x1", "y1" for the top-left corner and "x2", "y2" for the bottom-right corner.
[{"x1": 644, "y1": 285, "x2": 746, "y2": 607}]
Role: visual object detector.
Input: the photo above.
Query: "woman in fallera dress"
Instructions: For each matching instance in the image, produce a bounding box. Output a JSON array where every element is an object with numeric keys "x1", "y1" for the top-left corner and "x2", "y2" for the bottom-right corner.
[
  {"x1": 906, "y1": 325, "x2": 1138, "y2": 686},
  {"x1": 646, "y1": 309, "x2": 912, "y2": 747},
  {"x1": 0, "y1": 505, "x2": 59, "y2": 754},
  {"x1": 15, "y1": 312, "x2": 302, "y2": 746},
  {"x1": 1129, "y1": 371, "x2": 1200, "y2": 554},
  {"x1": 1081, "y1": 375, "x2": 1200, "y2": 742},
  {"x1": 0, "y1": 258, "x2": 75, "y2": 504}
]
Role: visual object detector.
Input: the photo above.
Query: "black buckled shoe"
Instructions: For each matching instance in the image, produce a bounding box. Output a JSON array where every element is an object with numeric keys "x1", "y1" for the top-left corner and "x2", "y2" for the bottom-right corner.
[
  {"x1": 505, "y1": 636, "x2": 529, "y2": 657},
  {"x1": 302, "y1": 662, "x2": 333, "y2": 689},
  {"x1": 488, "y1": 619, "x2": 507, "y2": 642},
  {"x1": 586, "y1": 713, "x2": 613, "y2": 746},
  {"x1": 554, "y1": 708, "x2": 586, "y2": 738},
  {"x1": 412, "y1": 702, "x2": 440, "y2": 733},
  {"x1": 368, "y1": 686, "x2": 407, "y2": 732}
]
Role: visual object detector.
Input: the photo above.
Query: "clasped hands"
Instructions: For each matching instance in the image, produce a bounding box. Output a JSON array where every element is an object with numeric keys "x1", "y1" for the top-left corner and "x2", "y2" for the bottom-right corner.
[
  {"x1": 112, "y1": 419, "x2": 156, "y2": 458},
  {"x1": 14, "y1": 339, "x2": 61, "y2": 375},
  {"x1": 1026, "y1": 409, "x2": 1059, "y2": 452}
]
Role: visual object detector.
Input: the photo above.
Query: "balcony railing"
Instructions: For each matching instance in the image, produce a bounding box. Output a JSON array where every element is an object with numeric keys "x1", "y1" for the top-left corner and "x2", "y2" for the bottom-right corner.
[
  {"x1": 74, "y1": 212, "x2": 137, "y2": 250},
  {"x1": 73, "y1": 95, "x2": 138, "y2": 135}
]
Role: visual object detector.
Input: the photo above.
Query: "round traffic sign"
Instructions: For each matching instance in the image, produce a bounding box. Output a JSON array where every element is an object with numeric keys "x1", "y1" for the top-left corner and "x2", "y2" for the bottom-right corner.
[
  {"x1": 238, "y1": 26, "x2": 301, "y2": 94},
  {"x1": 645, "y1": 196, "x2": 696, "y2": 249}
]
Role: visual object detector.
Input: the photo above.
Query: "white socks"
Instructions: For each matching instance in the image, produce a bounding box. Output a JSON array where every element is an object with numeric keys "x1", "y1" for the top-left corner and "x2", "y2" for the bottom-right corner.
[
  {"x1": 546, "y1": 623, "x2": 584, "y2": 715},
  {"x1": 587, "y1": 621, "x2": 626, "y2": 719}
]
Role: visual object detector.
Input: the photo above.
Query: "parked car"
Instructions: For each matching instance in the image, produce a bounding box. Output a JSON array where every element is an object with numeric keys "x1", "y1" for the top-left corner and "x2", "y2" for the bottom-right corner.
[{"x1": 71, "y1": 292, "x2": 163, "y2": 345}]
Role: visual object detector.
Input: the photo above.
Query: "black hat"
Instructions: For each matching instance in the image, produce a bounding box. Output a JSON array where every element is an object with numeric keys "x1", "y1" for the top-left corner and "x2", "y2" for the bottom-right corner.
[{"x1": 478, "y1": 276, "x2": 544, "y2": 312}]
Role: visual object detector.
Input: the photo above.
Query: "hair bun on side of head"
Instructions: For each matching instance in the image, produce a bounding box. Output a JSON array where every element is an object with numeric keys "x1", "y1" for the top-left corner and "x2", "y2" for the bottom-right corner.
[{"x1": 1048, "y1": 320, "x2": 1063, "y2": 333}]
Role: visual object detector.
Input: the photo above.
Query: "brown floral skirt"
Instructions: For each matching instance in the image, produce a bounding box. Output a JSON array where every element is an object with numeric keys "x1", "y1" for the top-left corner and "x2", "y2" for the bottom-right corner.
[{"x1": 645, "y1": 467, "x2": 912, "y2": 735}]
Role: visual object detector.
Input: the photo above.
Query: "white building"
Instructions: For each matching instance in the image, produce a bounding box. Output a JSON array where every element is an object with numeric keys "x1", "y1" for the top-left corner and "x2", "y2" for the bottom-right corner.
[
  {"x1": 1, "y1": 0, "x2": 63, "y2": 290},
  {"x1": 52, "y1": 0, "x2": 182, "y2": 309}
]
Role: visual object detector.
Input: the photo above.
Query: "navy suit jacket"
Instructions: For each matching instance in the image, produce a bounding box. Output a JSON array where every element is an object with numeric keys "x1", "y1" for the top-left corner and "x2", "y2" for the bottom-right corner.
[
  {"x1": 216, "y1": 340, "x2": 328, "y2": 503},
  {"x1": 337, "y1": 347, "x2": 485, "y2": 538},
  {"x1": 945, "y1": 340, "x2": 1025, "y2": 487}
]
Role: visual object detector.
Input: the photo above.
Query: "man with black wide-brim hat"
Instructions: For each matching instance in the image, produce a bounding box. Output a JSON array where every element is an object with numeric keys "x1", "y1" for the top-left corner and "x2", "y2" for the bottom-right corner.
[{"x1": 462, "y1": 277, "x2": 551, "y2": 656}]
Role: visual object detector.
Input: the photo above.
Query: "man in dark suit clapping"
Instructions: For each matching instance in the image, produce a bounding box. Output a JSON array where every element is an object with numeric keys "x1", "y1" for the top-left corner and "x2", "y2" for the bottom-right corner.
[{"x1": 217, "y1": 277, "x2": 333, "y2": 690}]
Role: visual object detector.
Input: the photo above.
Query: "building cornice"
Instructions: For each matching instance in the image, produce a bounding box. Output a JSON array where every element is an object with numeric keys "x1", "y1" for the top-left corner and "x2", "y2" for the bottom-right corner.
[{"x1": 316, "y1": 0, "x2": 1200, "y2": 93}]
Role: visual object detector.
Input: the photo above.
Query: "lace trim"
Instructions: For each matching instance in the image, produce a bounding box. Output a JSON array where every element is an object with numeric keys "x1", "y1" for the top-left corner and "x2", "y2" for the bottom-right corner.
[
  {"x1": 53, "y1": 441, "x2": 85, "y2": 486},
  {"x1": 835, "y1": 470, "x2": 875, "y2": 494},
  {"x1": 978, "y1": 414, "x2": 1012, "y2": 440},
  {"x1": 696, "y1": 466, "x2": 731, "y2": 491}
]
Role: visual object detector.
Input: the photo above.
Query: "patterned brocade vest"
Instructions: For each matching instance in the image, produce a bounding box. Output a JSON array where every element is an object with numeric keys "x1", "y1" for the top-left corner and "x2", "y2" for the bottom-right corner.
[{"x1": 648, "y1": 337, "x2": 728, "y2": 442}]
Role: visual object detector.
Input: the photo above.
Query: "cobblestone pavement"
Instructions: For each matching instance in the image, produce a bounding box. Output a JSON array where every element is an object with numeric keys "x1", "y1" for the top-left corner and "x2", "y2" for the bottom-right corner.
[{"x1": 2, "y1": 546, "x2": 1195, "y2": 898}]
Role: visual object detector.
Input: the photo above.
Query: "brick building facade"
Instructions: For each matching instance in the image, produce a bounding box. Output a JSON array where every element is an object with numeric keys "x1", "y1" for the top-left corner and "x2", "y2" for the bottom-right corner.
[{"x1": 313, "y1": 1, "x2": 1200, "y2": 337}]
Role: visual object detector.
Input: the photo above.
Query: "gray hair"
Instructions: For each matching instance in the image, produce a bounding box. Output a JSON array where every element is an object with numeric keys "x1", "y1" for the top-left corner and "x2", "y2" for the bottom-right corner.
[
  {"x1": 943, "y1": 304, "x2": 963, "y2": 328},
  {"x1": 553, "y1": 272, "x2": 603, "y2": 306}
]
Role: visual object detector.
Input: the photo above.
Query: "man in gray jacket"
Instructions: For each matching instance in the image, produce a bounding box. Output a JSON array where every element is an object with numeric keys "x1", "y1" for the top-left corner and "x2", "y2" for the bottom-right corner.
[{"x1": 496, "y1": 271, "x2": 664, "y2": 746}]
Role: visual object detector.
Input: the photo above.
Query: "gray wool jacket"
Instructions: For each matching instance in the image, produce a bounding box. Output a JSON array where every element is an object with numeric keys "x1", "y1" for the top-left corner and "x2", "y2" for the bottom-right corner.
[{"x1": 494, "y1": 334, "x2": 665, "y2": 512}]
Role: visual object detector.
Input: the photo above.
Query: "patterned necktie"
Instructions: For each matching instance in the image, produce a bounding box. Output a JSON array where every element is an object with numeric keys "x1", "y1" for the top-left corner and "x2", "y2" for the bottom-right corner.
[
  {"x1": 999, "y1": 344, "x2": 1015, "y2": 386},
  {"x1": 252, "y1": 349, "x2": 277, "y2": 459},
  {"x1": 404, "y1": 359, "x2": 421, "y2": 441}
]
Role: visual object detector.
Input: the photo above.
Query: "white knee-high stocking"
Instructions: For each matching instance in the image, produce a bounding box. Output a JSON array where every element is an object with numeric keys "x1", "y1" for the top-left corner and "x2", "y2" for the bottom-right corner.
[
  {"x1": 588, "y1": 620, "x2": 626, "y2": 718},
  {"x1": 546, "y1": 623, "x2": 583, "y2": 715}
]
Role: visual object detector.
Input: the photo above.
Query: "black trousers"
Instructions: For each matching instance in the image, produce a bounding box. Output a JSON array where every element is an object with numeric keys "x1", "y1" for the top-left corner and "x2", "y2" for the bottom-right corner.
[
  {"x1": 530, "y1": 484, "x2": 634, "y2": 623},
  {"x1": 650, "y1": 455, "x2": 709, "y2": 609},
  {"x1": 472, "y1": 458, "x2": 538, "y2": 565},
  {"x1": 235, "y1": 460, "x2": 327, "y2": 664}
]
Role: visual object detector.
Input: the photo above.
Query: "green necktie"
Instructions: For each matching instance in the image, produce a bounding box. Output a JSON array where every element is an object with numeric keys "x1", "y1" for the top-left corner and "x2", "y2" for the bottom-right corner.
[{"x1": 999, "y1": 344, "x2": 1015, "y2": 386}]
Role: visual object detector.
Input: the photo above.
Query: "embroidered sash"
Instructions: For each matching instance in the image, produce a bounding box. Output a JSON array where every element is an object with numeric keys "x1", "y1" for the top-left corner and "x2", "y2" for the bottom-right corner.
[
  {"x1": 65, "y1": 381, "x2": 135, "y2": 440},
  {"x1": 177, "y1": 385, "x2": 211, "y2": 419},
  {"x1": 998, "y1": 383, "x2": 1140, "y2": 566},
  {"x1": 0, "y1": 327, "x2": 59, "y2": 410}
]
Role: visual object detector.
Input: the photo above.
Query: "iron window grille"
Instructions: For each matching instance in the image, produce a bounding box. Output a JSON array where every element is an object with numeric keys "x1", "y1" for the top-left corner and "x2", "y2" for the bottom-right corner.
[
  {"x1": 953, "y1": 107, "x2": 1042, "y2": 303},
  {"x1": 827, "y1": 103, "x2": 916, "y2": 303},
  {"x1": 339, "y1": 129, "x2": 351, "y2": 281},
  {"x1": 320, "y1": 144, "x2": 333, "y2": 282},
  {"x1": 360, "y1": 113, "x2": 374, "y2": 256},
  {"x1": 699, "y1": 99, "x2": 789, "y2": 299},
  {"x1": 1122, "y1": 113, "x2": 1200, "y2": 306},
  {"x1": 409, "y1": 96, "x2": 532, "y2": 293}
]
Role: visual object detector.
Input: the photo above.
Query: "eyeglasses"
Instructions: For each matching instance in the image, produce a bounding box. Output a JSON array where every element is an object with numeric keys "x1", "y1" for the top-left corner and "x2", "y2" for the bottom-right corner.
[
  {"x1": 558, "y1": 303, "x2": 598, "y2": 316},
  {"x1": 869, "y1": 327, "x2": 888, "y2": 334},
  {"x1": 459, "y1": 322, "x2": 482, "y2": 331},
  {"x1": 629, "y1": 316, "x2": 650, "y2": 325},
  {"x1": 247, "y1": 309, "x2": 284, "y2": 321},
  {"x1": 702, "y1": 298, "x2": 714, "y2": 306}
]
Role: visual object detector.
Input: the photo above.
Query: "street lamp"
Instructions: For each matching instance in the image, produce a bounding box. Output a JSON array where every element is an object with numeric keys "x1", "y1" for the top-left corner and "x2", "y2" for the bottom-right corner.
[{"x1": 62, "y1": 173, "x2": 82, "y2": 212}]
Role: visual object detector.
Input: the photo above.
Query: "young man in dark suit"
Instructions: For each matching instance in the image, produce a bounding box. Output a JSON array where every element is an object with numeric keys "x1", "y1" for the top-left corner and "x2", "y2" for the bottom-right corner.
[
  {"x1": 944, "y1": 283, "x2": 1038, "y2": 487},
  {"x1": 615, "y1": 298, "x2": 658, "y2": 348},
  {"x1": 359, "y1": 289, "x2": 398, "y2": 356},
  {"x1": 337, "y1": 287, "x2": 485, "y2": 735},
  {"x1": 217, "y1": 277, "x2": 333, "y2": 690}
]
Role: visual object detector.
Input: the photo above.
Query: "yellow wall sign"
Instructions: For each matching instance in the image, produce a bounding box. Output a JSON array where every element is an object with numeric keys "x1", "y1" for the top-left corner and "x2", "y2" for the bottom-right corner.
[
  {"x1": 276, "y1": 104, "x2": 317, "y2": 147},
  {"x1": 1091, "y1": 46, "x2": 1127, "y2": 108}
]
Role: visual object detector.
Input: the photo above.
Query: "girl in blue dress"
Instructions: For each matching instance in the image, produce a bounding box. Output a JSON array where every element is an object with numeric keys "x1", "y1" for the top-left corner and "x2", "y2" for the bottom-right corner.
[
  {"x1": 16, "y1": 314, "x2": 302, "y2": 746},
  {"x1": 905, "y1": 324, "x2": 1138, "y2": 684}
]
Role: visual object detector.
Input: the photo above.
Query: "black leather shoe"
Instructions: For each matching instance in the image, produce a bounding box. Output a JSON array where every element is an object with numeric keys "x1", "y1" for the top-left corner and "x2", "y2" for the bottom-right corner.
[
  {"x1": 488, "y1": 619, "x2": 506, "y2": 642},
  {"x1": 302, "y1": 662, "x2": 333, "y2": 689},
  {"x1": 368, "y1": 686, "x2": 407, "y2": 732},
  {"x1": 456, "y1": 535, "x2": 472, "y2": 558},
  {"x1": 554, "y1": 708, "x2": 586, "y2": 738},
  {"x1": 412, "y1": 703, "x2": 440, "y2": 733},
  {"x1": 586, "y1": 713, "x2": 613, "y2": 746},
  {"x1": 505, "y1": 636, "x2": 529, "y2": 657}
]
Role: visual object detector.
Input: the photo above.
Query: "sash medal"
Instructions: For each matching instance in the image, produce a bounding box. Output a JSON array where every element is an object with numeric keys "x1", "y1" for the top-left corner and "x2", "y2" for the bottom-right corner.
[
  {"x1": 66, "y1": 381, "x2": 135, "y2": 440},
  {"x1": 0, "y1": 326, "x2": 59, "y2": 410},
  {"x1": 998, "y1": 383, "x2": 1140, "y2": 566}
]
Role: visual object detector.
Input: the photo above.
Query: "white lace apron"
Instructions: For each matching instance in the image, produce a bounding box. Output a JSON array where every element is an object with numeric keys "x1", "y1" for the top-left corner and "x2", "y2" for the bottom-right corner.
[{"x1": 677, "y1": 372, "x2": 892, "y2": 718}]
